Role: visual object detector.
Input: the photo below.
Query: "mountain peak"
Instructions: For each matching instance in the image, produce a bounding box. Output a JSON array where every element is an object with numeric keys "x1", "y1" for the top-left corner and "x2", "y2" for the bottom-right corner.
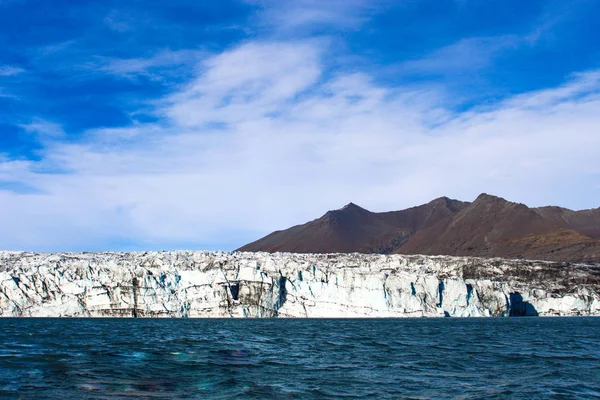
[
  {"x1": 328, "y1": 202, "x2": 369, "y2": 213},
  {"x1": 430, "y1": 196, "x2": 450, "y2": 203},
  {"x1": 426, "y1": 196, "x2": 470, "y2": 213},
  {"x1": 324, "y1": 202, "x2": 371, "y2": 221},
  {"x1": 476, "y1": 193, "x2": 499, "y2": 200},
  {"x1": 474, "y1": 193, "x2": 511, "y2": 204},
  {"x1": 342, "y1": 202, "x2": 360, "y2": 210},
  {"x1": 429, "y1": 196, "x2": 454, "y2": 207}
]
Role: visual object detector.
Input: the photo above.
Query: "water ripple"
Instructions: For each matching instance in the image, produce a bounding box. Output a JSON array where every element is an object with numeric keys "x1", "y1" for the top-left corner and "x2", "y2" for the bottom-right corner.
[{"x1": 0, "y1": 318, "x2": 599, "y2": 399}]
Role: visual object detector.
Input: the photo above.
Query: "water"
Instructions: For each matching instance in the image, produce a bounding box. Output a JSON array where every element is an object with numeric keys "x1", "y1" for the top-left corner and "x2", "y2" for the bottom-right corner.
[{"x1": 1, "y1": 318, "x2": 599, "y2": 399}]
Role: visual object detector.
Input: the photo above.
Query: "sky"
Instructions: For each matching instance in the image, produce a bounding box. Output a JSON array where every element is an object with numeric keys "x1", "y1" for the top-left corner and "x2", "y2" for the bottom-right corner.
[{"x1": 1, "y1": 0, "x2": 599, "y2": 252}]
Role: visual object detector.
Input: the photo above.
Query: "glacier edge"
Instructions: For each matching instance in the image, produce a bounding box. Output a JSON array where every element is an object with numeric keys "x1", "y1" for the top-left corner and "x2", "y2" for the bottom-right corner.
[{"x1": 0, "y1": 251, "x2": 599, "y2": 318}]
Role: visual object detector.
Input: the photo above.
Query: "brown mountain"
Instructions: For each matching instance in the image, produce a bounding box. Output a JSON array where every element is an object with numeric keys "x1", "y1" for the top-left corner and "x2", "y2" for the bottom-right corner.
[
  {"x1": 237, "y1": 194, "x2": 600, "y2": 263},
  {"x1": 237, "y1": 197, "x2": 468, "y2": 254},
  {"x1": 397, "y1": 194, "x2": 600, "y2": 262},
  {"x1": 532, "y1": 206, "x2": 600, "y2": 239}
]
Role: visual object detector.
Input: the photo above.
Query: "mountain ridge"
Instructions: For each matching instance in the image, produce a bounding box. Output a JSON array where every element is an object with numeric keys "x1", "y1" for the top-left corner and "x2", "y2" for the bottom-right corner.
[{"x1": 237, "y1": 194, "x2": 600, "y2": 262}]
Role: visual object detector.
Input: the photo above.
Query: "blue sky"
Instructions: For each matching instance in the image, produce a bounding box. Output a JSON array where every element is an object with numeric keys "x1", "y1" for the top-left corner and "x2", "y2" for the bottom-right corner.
[{"x1": 1, "y1": 0, "x2": 599, "y2": 251}]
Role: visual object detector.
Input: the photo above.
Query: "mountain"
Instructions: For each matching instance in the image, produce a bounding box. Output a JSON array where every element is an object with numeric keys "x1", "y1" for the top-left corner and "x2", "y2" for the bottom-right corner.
[
  {"x1": 532, "y1": 206, "x2": 600, "y2": 239},
  {"x1": 237, "y1": 193, "x2": 600, "y2": 263},
  {"x1": 237, "y1": 197, "x2": 468, "y2": 253},
  {"x1": 397, "y1": 194, "x2": 600, "y2": 262}
]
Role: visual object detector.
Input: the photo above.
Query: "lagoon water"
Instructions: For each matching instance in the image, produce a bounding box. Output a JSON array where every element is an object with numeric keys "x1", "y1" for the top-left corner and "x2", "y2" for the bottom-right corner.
[{"x1": 1, "y1": 318, "x2": 599, "y2": 399}]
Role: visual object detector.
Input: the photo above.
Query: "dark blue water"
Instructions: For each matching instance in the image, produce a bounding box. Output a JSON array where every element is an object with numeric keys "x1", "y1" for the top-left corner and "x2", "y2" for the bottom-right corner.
[{"x1": 1, "y1": 318, "x2": 599, "y2": 399}]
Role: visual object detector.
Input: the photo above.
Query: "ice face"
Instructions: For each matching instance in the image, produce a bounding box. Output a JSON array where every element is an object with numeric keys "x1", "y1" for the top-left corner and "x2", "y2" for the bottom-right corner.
[{"x1": 0, "y1": 251, "x2": 598, "y2": 318}]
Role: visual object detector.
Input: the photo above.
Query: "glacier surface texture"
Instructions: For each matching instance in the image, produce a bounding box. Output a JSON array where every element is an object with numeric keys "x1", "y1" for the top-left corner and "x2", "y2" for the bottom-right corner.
[{"x1": 0, "y1": 251, "x2": 599, "y2": 318}]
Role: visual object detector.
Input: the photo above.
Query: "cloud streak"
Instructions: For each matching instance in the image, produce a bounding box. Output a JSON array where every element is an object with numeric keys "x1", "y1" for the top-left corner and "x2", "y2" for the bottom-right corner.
[
  {"x1": 400, "y1": 36, "x2": 520, "y2": 75},
  {"x1": 97, "y1": 50, "x2": 205, "y2": 80},
  {"x1": 0, "y1": 65, "x2": 24, "y2": 76},
  {"x1": 249, "y1": 0, "x2": 384, "y2": 34}
]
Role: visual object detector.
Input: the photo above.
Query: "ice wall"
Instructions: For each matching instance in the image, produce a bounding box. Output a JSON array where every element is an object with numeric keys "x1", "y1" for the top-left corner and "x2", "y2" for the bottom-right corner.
[{"x1": 1, "y1": 251, "x2": 598, "y2": 317}]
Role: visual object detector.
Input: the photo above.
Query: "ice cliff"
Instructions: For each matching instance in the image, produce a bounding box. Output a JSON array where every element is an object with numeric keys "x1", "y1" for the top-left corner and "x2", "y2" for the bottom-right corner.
[{"x1": 1, "y1": 251, "x2": 599, "y2": 318}]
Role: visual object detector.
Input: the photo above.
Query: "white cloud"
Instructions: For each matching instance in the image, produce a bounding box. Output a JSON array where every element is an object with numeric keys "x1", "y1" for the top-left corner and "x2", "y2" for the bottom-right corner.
[
  {"x1": 1, "y1": 39, "x2": 599, "y2": 251},
  {"x1": 165, "y1": 41, "x2": 323, "y2": 127}
]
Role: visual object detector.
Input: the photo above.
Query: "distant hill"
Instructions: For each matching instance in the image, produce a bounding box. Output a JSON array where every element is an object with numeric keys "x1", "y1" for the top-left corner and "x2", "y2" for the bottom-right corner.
[{"x1": 237, "y1": 194, "x2": 600, "y2": 263}]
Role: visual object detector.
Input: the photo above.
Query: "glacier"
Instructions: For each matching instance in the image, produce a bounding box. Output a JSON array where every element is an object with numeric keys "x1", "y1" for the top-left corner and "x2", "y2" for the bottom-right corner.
[{"x1": 0, "y1": 251, "x2": 599, "y2": 318}]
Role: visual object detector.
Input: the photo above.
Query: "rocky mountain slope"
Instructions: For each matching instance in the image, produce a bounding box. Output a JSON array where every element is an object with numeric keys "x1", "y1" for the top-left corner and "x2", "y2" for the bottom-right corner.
[
  {"x1": 238, "y1": 197, "x2": 469, "y2": 254},
  {"x1": 238, "y1": 194, "x2": 600, "y2": 262},
  {"x1": 0, "y1": 251, "x2": 598, "y2": 318},
  {"x1": 533, "y1": 205, "x2": 600, "y2": 239}
]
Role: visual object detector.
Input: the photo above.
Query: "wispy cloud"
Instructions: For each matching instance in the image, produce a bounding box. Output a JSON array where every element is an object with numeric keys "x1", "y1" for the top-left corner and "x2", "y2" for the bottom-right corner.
[
  {"x1": 0, "y1": 65, "x2": 24, "y2": 76},
  {"x1": 401, "y1": 36, "x2": 519, "y2": 75},
  {"x1": 165, "y1": 41, "x2": 323, "y2": 127},
  {"x1": 104, "y1": 9, "x2": 135, "y2": 33},
  {"x1": 1, "y1": 38, "x2": 599, "y2": 251},
  {"x1": 97, "y1": 49, "x2": 204, "y2": 80},
  {"x1": 400, "y1": 2, "x2": 581, "y2": 79},
  {"x1": 19, "y1": 119, "x2": 65, "y2": 140},
  {"x1": 249, "y1": 0, "x2": 383, "y2": 33},
  {"x1": 0, "y1": 88, "x2": 15, "y2": 99}
]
